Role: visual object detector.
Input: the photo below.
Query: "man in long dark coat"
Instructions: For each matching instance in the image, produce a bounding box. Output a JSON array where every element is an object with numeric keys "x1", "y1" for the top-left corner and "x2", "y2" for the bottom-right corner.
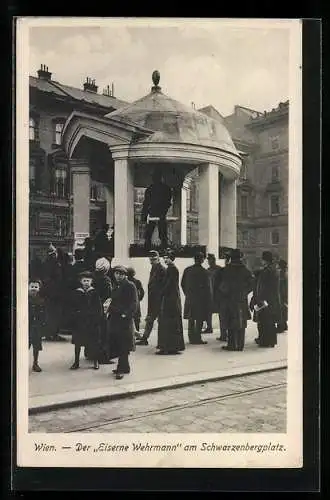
[
  {"x1": 254, "y1": 251, "x2": 281, "y2": 348},
  {"x1": 136, "y1": 250, "x2": 166, "y2": 346},
  {"x1": 214, "y1": 253, "x2": 231, "y2": 342},
  {"x1": 203, "y1": 253, "x2": 223, "y2": 334},
  {"x1": 218, "y1": 249, "x2": 253, "y2": 351},
  {"x1": 106, "y1": 266, "x2": 138, "y2": 379},
  {"x1": 181, "y1": 252, "x2": 211, "y2": 345},
  {"x1": 277, "y1": 259, "x2": 288, "y2": 333},
  {"x1": 157, "y1": 250, "x2": 185, "y2": 355},
  {"x1": 42, "y1": 244, "x2": 66, "y2": 341}
]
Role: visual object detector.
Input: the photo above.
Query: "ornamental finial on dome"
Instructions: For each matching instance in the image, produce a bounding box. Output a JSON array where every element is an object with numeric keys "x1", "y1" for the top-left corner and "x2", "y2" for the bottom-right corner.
[{"x1": 151, "y1": 70, "x2": 161, "y2": 92}]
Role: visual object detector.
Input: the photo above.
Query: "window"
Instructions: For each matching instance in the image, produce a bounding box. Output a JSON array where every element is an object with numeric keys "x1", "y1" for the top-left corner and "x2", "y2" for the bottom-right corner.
[
  {"x1": 270, "y1": 195, "x2": 280, "y2": 215},
  {"x1": 29, "y1": 159, "x2": 36, "y2": 192},
  {"x1": 242, "y1": 230, "x2": 249, "y2": 247},
  {"x1": 29, "y1": 117, "x2": 38, "y2": 141},
  {"x1": 90, "y1": 185, "x2": 98, "y2": 201},
  {"x1": 240, "y1": 158, "x2": 248, "y2": 180},
  {"x1": 270, "y1": 135, "x2": 280, "y2": 150},
  {"x1": 54, "y1": 122, "x2": 64, "y2": 145},
  {"x1": 271, "y1": 230, "x2": 280, "y2": 245},
  {"x1": 55, "y1": 215, "x2": 69, "y2": 237},
  {"x1": 241, "y1": 194, "x2": 248, "y2": 217},
  {"x1": 54, "y1": 168, "x2": 67, "y2": 198},
  {"x1": 271, "y1": 164, "x2": 279, "y2": 181}
]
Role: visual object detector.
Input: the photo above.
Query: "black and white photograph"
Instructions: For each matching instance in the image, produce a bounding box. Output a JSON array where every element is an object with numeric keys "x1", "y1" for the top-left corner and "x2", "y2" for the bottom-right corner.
[{"x1": 16, "y1": 17, "x2": 303, "y2": 469}]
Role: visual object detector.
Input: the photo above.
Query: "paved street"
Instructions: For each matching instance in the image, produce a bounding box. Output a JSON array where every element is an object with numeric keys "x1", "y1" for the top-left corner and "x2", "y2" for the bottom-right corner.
[
  {"x1": 29, "y1": 369, "x2": 287, "y2": 433},
  {"x1": 28, "y1": 321, "x2": 287, "y2": 412}
]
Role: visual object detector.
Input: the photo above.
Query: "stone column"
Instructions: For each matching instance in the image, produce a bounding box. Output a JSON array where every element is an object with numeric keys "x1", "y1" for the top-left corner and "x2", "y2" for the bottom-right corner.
[
  {"x1": 198, "y1": 163, "x2": 219, "y2": 256},
  {"x1": 113, "y1": 156, "x2": 134, "y2": 263},
  {"x1": 181, "y1": 179, "x2": 190, "y2": 246},
  {"x1": 70, "y1": 159, "x2": 90, "y2": 238},
  {"x1": 171, "y1": 187, "x2": 182, "y2": 245},
  {"x1": 220, "y1": 177, "x2": 237, "y2": 249}
]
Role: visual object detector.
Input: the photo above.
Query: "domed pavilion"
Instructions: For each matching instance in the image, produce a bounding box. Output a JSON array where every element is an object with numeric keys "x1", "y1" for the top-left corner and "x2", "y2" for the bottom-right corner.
[{"x1": 62, "y1": 70, "x2": 242, "y2": 265}]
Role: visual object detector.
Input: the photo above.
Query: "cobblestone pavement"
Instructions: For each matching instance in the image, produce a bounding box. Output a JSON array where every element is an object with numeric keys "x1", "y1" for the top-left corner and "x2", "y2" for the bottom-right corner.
[{"x1": 29, "y1": 369, "x2": 287, "y2": 434}]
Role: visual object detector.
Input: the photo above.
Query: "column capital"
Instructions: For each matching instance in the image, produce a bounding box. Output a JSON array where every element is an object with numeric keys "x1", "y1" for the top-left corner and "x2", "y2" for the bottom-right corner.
[
  {"x1": 110, "y1": 145, "x2": 130, "y2": 161},
  {"x1": 69, "y1": 158, "x2": 90, "y2": 175}
]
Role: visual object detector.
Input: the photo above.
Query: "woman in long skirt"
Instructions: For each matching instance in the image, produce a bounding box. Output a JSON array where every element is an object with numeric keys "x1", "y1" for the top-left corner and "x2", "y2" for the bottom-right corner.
[
  {"x1": 157, "y1": 250, "x2": 185, "y2": 355},
  {"x1": 106, "y1": 266, "x2": 138, "y2": 379}
]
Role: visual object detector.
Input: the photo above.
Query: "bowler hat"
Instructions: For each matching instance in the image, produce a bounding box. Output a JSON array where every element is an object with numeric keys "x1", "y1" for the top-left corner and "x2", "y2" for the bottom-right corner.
[
  {"x1": 262, "y1": 251, "x2": 273, "y2": 263},
  {"x1": 230, "y1": 249, "x2": 242, "y2": 262}
]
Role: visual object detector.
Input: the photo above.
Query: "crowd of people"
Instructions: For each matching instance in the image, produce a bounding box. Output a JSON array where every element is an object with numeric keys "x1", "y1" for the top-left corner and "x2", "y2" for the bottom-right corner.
[{"x1": 28, "y1": 240, "x2": 288, "y2": 380}]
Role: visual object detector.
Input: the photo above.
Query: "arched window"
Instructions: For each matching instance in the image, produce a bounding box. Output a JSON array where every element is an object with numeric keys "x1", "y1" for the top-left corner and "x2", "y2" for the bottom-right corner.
[{"x1": 29, "y1": 117, "x2": 38, "y2": 141}]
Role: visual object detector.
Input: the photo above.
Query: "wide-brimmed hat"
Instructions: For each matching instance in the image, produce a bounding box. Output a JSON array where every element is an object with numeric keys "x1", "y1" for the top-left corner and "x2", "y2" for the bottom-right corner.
[
  {"x1": 113, "y1": 265, "x2": 128, "y2": 275},
  {"x1": 95, "y1": 257, "x2": 110, "y2": 273}
]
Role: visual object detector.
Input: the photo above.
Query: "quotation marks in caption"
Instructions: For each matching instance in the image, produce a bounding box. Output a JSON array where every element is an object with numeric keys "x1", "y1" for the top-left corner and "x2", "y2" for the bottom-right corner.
[{"x1": 35, "y1": 442, "x2": 287, "y2": 454}]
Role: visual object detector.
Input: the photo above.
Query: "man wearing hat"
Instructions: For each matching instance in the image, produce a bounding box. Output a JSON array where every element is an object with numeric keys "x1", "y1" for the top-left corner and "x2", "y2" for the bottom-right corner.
[
  {"x1": 203, "y1": 253, "x2": 223, "y2": 334},
  {"x1": 253, "y1": 251, "x2": 281, "y2": 348},
  {"x1": 42, "y1": 243, "x2": 66, "y2": 341},
  {"x1": 106, "y1": 265, "x2": 138, "y2": 379},
  {"x1": 277, "y1": 259, "x2": 288, "y2": 333},
  {"x1": 218, "y1": 249, "x2": 253, "y2": 351},
  {"x1": 136, "y1": 251, "x2": 166, "y2": 346},
  {"x1": 181, "y1": 252, "x2": 211, "y2": 345}
]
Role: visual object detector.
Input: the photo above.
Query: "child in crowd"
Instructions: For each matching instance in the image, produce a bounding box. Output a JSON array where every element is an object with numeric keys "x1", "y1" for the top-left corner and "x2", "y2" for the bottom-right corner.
[
  {"x1": 70, "y1": 271, "x2": 102, "y2": 370},
  {"x1": 29, "y1": 279, "x2": 46, "y2": 372}
]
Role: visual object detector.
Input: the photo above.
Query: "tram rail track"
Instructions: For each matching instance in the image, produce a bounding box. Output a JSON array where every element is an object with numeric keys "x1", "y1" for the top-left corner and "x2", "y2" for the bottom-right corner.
[{"x1": 65, "y1": 381, "x2": 286, "y2": 433}]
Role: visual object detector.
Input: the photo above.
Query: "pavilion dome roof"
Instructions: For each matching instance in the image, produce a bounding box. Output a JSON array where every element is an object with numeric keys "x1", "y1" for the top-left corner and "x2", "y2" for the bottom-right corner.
[{"x1": 104, "y1": 71, "x2": 239, "y2": 156}]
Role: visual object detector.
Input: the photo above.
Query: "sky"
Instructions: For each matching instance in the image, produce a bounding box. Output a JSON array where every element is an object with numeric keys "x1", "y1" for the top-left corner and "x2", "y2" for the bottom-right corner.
[{"x1": 29, "y1": 21, "x2": 291, "y2": 116}]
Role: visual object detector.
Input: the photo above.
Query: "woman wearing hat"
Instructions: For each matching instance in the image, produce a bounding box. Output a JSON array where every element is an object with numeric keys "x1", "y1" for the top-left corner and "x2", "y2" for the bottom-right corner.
[
  {"x1": 70, "y1": 271, "x2": 103, "y2": 370},
  {"x1": 93, "y1": 258, "x2": 113, "y2": 364},
  {"x1": 106, "y1": 266, "x2": 138, "y2": 379}
]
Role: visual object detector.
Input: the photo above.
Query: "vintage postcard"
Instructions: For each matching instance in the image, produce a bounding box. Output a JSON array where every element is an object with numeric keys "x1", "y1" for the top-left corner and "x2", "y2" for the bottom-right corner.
[{"x1": 16, "y1": 17, "x2": 303, "y2": 469}]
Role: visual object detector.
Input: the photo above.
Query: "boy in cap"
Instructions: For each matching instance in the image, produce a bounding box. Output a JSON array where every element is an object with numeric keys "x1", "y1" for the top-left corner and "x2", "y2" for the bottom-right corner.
[
  {"x1": 29, "y1": 279, "x2": 46, "y2": 372},
  {"x1": 70, "y1": 271, "x2": 102, "y2": 370}
]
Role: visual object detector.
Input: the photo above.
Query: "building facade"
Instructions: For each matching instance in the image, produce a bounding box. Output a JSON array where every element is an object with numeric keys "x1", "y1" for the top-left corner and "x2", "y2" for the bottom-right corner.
[
  {"x1": 29, "y1": 65, "x2": 287, "y2": 270},
  {"x1": 200, "y1": 102, "x2": 289, "y2": 270},
  {"x1": 29, "y1": 65, "x2": 127, "y2": 261}
]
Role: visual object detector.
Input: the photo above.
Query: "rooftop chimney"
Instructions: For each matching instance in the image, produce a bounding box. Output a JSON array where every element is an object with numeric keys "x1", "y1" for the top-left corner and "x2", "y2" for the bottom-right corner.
[
  {"x1": 83, "y1": 77, "x2": 98, "y2": 93},
  {"x1": 37, "y1": 64, "x2": 52, "y2": 80}
]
